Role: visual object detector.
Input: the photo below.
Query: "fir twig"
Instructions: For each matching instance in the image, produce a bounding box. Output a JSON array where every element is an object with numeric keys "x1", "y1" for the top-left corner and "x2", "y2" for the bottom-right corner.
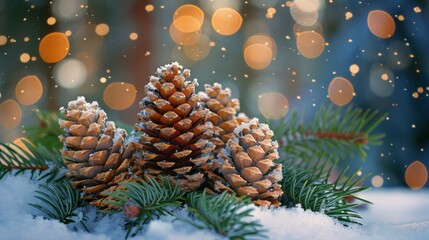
[
  {"x1": 281, "y1": 158, "x2": 370, "y2": 224},
  {"x1": 0, "y1": 139, "x2": 64, "y2": 181},
  {"x1": 29, "y1": 180, "x2": 88, "y2": 231},
  {"x1": 179, "y1": 191, "x2": 267, "y2": 240},
  {"x1": 24, "y1": 110, "x2": 63, "y2": 150},
  {"x1": 103, "y1": 177, "x2": 185, "y2": 239},
  {"x1": 271, "y1": 104, "x2": 386, "y2": 161}
]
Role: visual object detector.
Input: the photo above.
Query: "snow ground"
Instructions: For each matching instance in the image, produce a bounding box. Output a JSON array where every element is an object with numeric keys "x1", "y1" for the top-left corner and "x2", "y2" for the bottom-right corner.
[{"x1": 0, "y1": 174, "x2": 428, "y2": 240}]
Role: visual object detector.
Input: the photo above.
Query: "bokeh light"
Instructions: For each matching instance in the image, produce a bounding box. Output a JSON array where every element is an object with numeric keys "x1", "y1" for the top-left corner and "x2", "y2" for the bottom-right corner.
[
  {"x1": 15, "y1": 75, "x2": 43, "y2": 105},
  {"x1": 53, "y1": 59, "x2": 87, "y2": 89},
  {"x1": 258, "y1": 92, "x2": 289, "y2": 120},
  {"x1": 345, "y1": 11, "x2": 353, "y2": 20},
  {"x1": 244, "y1": 35, "x2": 277, "y2": 69},
  {"x1": 95, "y1": 23, "x2": 110, "y2": 36},
  {"x1": 103, "y1": 82, "x2": 137, "y2": 110},
  {"x1": 12, "y1": 137, "x2": 33, "y2": 155},
  {"x1": 367, "y1": 10, "x2": 395, "y2": 39},
  {"x1": 290, "y1": 0, "x2": 319, "y2": 26},
  {"x1": 0, "y1": 99, "x2": 22, "y2": 129},
  {"x1": 405, "y1": 161, "x2": 428, "y2": 190},
  {"x1": 47, "y1": 17, "x2": 56, "y2": 25},
  {"x1": 371, "y1": 175, "x2": 384, "y2": 188},
  {"x1": 173, "y1": 4, "x2": 204, "y2": 33},
  {"x1": 129, "y1": 32, "x2": 138, "y2": 40},
  {"x1": 39, "y1": 32, "x2": 70, "y2": 63},
  {"x1": 244, "y1": 35, "x2": 277, "y2": 57},
  {"x1": 0, "y1": 35, "x2": 7, "y2": 45},
  {"x1": 211, "y1": 8, "x2": 243, "y2": 36},
  {"x1": 266, "y1": 7, "x2": 276, "y2": 18},
  {"x1": 169, "y1": 22, "x2": 201, "y2": 46},
  {"x1": 296, "y1": 31, "x2": 325, "y2": 58},
  {"x1": 349, "y1": 64, "x2": 360, "y2": 76},
  {"x1": 20, "y1": 53, "x2": 31, "y2": 63},
  {"x1": 244, "y1": 44, "x2": 272, "y2": 70},
  {"x1": 184, "y1": 34, "x2": 211, "y2": 61},
  {"x1": 328, "y1": 77, "x2": 354, "y2": 106},
  {"x1": 145, "y1": 4, "x2": 154, "y2": 12},
  {"x1": 413, "y1": 6, "x2": 421, "y2": 13}
]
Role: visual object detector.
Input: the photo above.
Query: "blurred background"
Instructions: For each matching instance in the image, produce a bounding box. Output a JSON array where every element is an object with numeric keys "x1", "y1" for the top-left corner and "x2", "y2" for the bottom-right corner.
[{"x1": 0, "y1": 0, "x2": 428, "y2": 188}]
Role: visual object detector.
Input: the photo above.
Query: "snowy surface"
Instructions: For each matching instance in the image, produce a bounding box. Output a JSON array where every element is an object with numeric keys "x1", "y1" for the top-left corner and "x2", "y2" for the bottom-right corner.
[{"x1": 1, "y1": 174, "x2": 428, "y2": 240}]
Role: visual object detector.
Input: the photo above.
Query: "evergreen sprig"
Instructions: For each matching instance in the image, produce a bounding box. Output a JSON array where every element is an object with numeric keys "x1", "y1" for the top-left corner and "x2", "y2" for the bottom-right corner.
[
  {"x1": 29, "y1": 180, "x2": 88, "y2": 231},
  {"x1": 103, "y1": 177, "x2": 185, "y2": 239},
  {"x1": 281, "y1": 158, "x2": 370, "y2": 224},
  {"x1": 24, "y1": 110, "x2": 63, "y2": 150},
  {"x1": 271, "y1": 104, "x2": 386, "y2": 161},
  {"x1": 180, "y1": 191, "x2": 266, "y2": 240},
  {"x1": 0, "y1": 139, "x2": 64, "y2": 181}
]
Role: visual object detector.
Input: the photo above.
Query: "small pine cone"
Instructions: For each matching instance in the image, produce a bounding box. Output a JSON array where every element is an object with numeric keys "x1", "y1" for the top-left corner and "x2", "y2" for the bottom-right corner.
[
  {"x1": 208, "y1": 118, "x2": 283, "y2": 207},
  {"x1": 59, "y1": 97, "x2": 137, "y2": 208},
  {"x1": 199, "y1": 83, "x2": 249, "y2": 152},
  {"x1": 135, "y1": 62, "x2": 214, "y2": 192}
]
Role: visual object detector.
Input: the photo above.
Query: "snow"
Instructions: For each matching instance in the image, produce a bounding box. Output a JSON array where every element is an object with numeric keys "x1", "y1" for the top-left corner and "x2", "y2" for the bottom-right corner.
[{"x1": 1, "y1": 173, "x2": 428, "y2": 240}]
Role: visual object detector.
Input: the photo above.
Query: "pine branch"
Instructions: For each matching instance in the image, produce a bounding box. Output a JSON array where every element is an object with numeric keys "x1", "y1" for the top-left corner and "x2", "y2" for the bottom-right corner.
[
  {"x1": 271, "y1": 104, "x2": 386, "y2": 161},
  {"x1": 29, "y1": 180, "x2": 88, "y2": 231},
  {"x1": 0, "y1": 139, "x2": 64, "y2": 181},
  {"x1": 24, "y1": 110, "x2": 64, "y2": 150},
  {"x1": 281, "y1": 158, "x2": 370, "y2": 224},
  {"x1": 179, "y1": 191, "x2": 267, "y2": 240},
  {"x1": 103, "y1": 177, "x2": 185, "y2": 239}
]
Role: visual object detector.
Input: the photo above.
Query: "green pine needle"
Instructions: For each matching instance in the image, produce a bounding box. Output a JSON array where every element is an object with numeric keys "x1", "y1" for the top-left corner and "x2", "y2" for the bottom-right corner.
[
  {"x1": 0, "y1": 139, "x2": 64, "y2": 181},
  {"x1": 179, "y1": 191, "x2": 267, "y2": 240},
  {"x1": 281, "y1": 158, "x2": 371, "y2": 224},
  {"x1": 24, "y1": 110, "x2": 64, "y2": 150},
  {"x1": 103, "y1": 177, "x2": 185, "y2": 239},
  {"x1": 29, "y1": 180, "x2": 88, "y2": 231},
  {"x1": 269, "y1": 104, "x2": 386, "y2": 161}
]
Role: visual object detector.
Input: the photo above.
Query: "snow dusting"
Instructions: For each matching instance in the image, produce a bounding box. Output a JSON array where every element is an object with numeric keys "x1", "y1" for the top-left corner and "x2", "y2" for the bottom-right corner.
[{"x1": 1, "y1": 174, "x2": 428, "y2": 239}]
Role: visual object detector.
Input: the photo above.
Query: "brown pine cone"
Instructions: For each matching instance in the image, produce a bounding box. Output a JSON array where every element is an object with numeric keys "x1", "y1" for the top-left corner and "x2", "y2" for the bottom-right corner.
[
  {"x1": 199, "y1": 83, "x2": 249, "y2": 152},
  {"x1": 134, "y1": 62, "x2": 215, "y2": 192},
  {"x1": 207, "y1": 118, "x2": 283, "y2": 207},
  {"x1": 59, "y1": 97, "x2": 137, "y2": 208}
]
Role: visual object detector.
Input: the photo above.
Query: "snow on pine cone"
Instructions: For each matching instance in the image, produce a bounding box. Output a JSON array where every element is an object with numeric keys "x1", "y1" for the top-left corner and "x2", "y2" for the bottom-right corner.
[
  {"x1": 59, "y1": 97, "x2": 137, "y2": 208},
  {"x1": 198, "y1": 83, "x2": 249, "y2": 152},
  {"x1": 209, "y1": 118, "x2": 283, "y2": 207},
  {"x1": 134, "y1": 62, "x2": 215, "y2": 192}
]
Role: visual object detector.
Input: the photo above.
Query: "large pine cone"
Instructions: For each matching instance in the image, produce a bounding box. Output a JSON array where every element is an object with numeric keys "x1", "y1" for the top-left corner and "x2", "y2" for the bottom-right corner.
[
  {"x1": 199, "y1": 83, "x2": 248, "y2": 151},
  {"x1": 59, "y1": 97, "x2": 137, "y2": 208},
  {"x1": 134, "y1": 62, "x2": 214, "y2": 192},
  {"x1": 207, "y1": 118, "x2": 283, "y2": 207}
]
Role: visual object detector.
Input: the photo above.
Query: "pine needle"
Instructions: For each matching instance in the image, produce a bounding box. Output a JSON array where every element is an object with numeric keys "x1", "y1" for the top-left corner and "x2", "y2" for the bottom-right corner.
[
  {"x1": 270, "y1": 104, "x2": 386, "y2": 162},
  {"x1": 103, "y1": 177, "x2": 185, "y2": 239},
  {"x1": 24, "y1": 110, "x2": 64, "y2": 150},
  {"x1": 0, "y1": 139, "x2": 64, "y2": 181},
  {"x1": 179, "y1": 191, "x2": 267, "y2": 239},
  {"x1": 281, "y1": 159, "x2": 371, "y2": 224},
  {"x1": 29, "y1": 180, "x2": 87, "y2": 231}
]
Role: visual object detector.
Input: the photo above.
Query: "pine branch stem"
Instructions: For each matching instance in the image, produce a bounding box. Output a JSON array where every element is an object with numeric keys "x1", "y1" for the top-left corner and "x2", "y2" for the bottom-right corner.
[
  {"x1": 2, "y1": 165, "x2": 49, "y2": 171},
  {"x1": 281, "y1": 130, "x2": 367, "y2": 145}
]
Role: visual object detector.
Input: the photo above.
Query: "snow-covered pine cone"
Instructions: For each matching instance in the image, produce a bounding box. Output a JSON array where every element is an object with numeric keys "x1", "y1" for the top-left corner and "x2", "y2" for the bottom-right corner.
[
  {"x1": 134, "y1": 62, "x2": 215, "y2": 192},
  {"x1": 59, "y1": 97, "x2": 137, "y2": 209},
  {"x1": 207, "y1": 118, "x2": 283, "y2": 207},
  {"x1": 198, "y1": 83, "x2": 249, "y2": 152}
]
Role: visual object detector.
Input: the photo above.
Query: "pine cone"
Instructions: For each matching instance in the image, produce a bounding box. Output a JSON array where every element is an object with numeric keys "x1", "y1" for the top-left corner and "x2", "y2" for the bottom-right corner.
[
  {"x1": 208, "y1": 118, "x2": 283, "y2": 207},
  {"x1": 59, "y1": 97, "x2": 137, "y2": 208},
  {"x1": 134, "y1": 62, "x2": 214, "y2": 192},
  {"x1": 199, "y1": 83, "x2": 249, "y2": 151}
]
